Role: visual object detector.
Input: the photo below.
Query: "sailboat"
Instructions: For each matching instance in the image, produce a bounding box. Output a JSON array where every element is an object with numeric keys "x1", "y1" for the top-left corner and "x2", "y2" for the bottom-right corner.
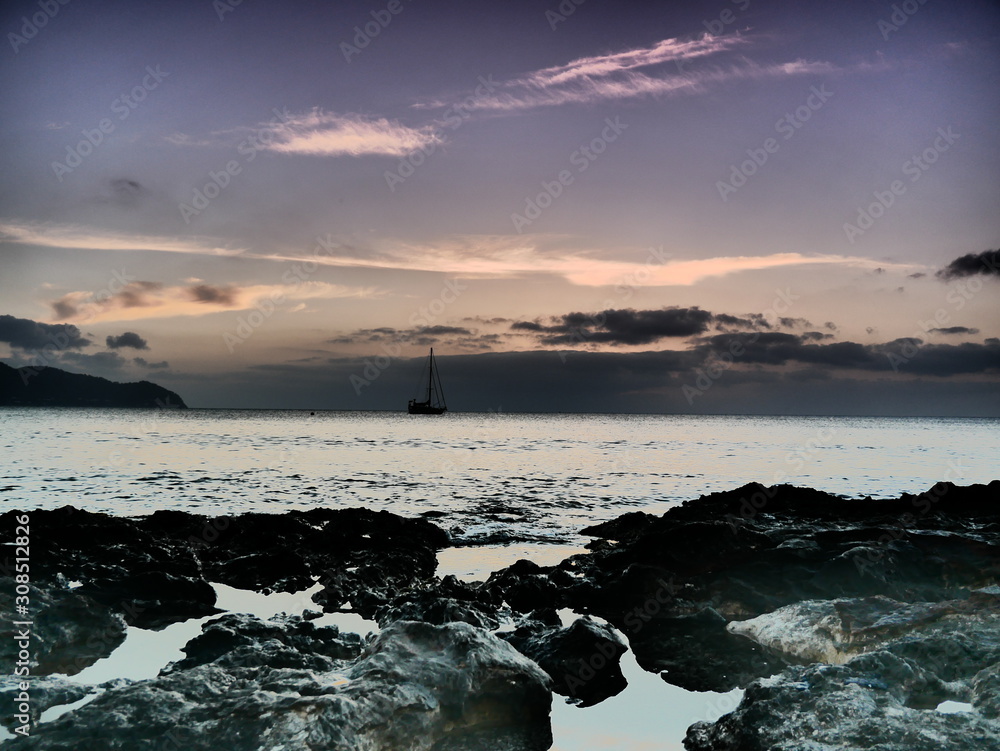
[{"x1": 408, "y1": 347, "x2": 448, "y2": 414}]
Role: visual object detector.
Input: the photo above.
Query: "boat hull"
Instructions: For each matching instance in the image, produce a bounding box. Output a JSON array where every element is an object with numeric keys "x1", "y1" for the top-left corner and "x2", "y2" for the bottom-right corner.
[{"x1": 408, "y1": 402, "x2": 447, "y2": 415}]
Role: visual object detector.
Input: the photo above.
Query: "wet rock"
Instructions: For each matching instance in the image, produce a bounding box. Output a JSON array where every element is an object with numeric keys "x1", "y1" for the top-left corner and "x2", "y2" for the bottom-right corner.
[
  {"x1": 973, "y1": 663, "x2": 1000, "y2": 718},
  {"x1": 74, "y1": 571, "x2": 220, "y2": 630},
  {"x1": 166, "y1": 613, "x2": 362, "y2": 672},
  {"x1": 562, "y1": 481, "x2": 1000, "y2": 693},
  {"x1": 0, "y1": 675, "x2": 92, "y2": 731},
  {"x1": 0, "y1": 579, "x2": 126, "y2": 676},
  {"x1": 483, "y1": 559, "x2": 576, "y2": 614},
  {"x1": 376, "y1": 575, "x2": 501, "y2": 630},
  {"x1": 684, "y1": 655, "x2": 1000, "y2": 751},
  {"x1": 629, "y1": 607, "x2": 788, "y2": 693},
  {"x1": 7, "y1": 619, "x2": 552, "y2": 751},
  {"x1": 502, "y1": 617, "x2": 627, "y2": 706}
]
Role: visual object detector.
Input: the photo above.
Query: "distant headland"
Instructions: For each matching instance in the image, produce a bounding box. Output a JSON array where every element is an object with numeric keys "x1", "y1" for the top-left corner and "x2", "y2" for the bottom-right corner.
[{"x1": 0, "y1": 362, "x2": 187, "y2": 408}]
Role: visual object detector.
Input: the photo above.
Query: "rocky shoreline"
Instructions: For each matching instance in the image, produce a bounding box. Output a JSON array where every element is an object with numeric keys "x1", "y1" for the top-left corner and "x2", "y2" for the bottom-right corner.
[{"x1": 2, "y1": 481, "x2": 998, "y2": 750}]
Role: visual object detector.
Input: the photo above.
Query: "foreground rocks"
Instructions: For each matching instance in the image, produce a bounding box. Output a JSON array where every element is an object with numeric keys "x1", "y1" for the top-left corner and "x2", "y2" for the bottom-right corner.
[
  {"x1": 2, "y1": 480, "x2": 998, "y2": 749},
  {"x1": 7, "y1": 617, "x2": 552, "y2": 751}
]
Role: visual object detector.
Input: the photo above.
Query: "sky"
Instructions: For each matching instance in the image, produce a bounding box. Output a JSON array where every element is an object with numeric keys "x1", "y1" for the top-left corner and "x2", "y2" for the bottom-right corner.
[{"x1": 0, "y1": 0, "x2": 998, "y2": 414}]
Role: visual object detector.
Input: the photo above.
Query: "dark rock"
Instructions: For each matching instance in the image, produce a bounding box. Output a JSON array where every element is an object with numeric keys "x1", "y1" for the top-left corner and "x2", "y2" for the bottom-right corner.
[
  {"x1": 7, "y1": 619, "x2": 552, "y2": 751},
  {"x1": 502, "y1": 617, "x2": 627, "y2": 706},
  {"x1": 684, "y1": 655, "x2": 1000, "y2": 751},
  {"x1": 0, "y1": 676, "x2": 92, "y2": 731},
  {"x1": 165, "y1": 613, "x2": 362, "y2": 672},
  {"x1": 75, "y1": 571, "x2": 220, "y2": 629},
  {"x1": 0, "y1": 579, "x2": 126, "y2": 676},
  {"x1": 560, "y1": 481, "x2": 1000, "y2": 693}
]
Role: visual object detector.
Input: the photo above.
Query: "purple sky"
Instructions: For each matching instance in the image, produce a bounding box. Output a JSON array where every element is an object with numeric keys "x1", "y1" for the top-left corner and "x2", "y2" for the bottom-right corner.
[{"x1": 1, "y1": 0, "x2": 998, "y2": 413}]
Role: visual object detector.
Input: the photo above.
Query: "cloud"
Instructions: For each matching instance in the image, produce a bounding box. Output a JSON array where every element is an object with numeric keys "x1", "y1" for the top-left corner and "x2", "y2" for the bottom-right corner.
[
  {"x1": 51, "y1": 281, "x2": 164, "y2": 321},
  {"x1": 47, "y1": 281, "x2": 377, "y2": 324},
  {"x1": 516, "y1": 307, "x2": 715, "y2": 346},
  {"x1": 0, "y1": 314, "x2": 90, "y2": 350},
  {"x1": 329, "y1": 325, "x2": 476, "y2": 347},
  {"x1": 511, "y1": 307, "x2": 835, "y2": 347},
  {"x1": 134, "y1": 357, "x2": 169, "y2": 369},
  {"x1": 694, "y1": 332, "x2": 1000, "y2": 377},
  {"x1": 296, "y1": 235, "x2": 902, "y2": 286},
  {"x1": 260, "y1": 110, "x2": 443, "y2": 158},
  {"x1": 106, "y1": 332, "x2": 149, "y2": 350},
  {"x1": 420, "y1": 36, "x2": 837, "y2": 112},
  {"x1": 929, "y1": 326, "x2": 980, "y2": 335},
  {"x1": 189, "y1": 284, "x2": 239, "y2": 305},
  {"x1": 937, "y1": 249, "x2": 1000, "y2": 279},
  {"x1": 0, "y1": 220, "x2": 246, "y2": 257}
]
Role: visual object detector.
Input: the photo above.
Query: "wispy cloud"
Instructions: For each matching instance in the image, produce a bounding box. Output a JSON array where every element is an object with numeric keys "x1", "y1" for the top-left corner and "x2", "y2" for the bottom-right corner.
[
  {"x1": 420, "y1": 36, "x2": 837, "y2": 112},
  {"x1": 0, "y1": 220, "x2": 246, "y2": 257},
  {"x1": 47, "y1": 281, "x2": 379, "y2": 324},
  {"x1": 259, "y1": 110, "x2": 443, "y2": 157},
  {"x1": 293, "y1": 235, "x2": 907, "y2": 286}
]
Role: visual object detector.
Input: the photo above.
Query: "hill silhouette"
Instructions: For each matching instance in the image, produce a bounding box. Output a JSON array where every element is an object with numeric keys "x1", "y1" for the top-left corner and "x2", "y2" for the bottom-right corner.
[{"x1": 0, "y1": 362, "x2": 187, "y2": 408}]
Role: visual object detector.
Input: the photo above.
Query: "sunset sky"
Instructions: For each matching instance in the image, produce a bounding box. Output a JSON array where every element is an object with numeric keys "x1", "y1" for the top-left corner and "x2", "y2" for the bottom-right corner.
[{"x1": 1, "y1": 0, "x2": 998, "y2": 414}]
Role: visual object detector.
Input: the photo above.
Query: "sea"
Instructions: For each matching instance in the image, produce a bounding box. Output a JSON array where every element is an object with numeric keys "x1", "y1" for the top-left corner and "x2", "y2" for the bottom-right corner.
[{"x1": 1, "y1": 409, "x2": 996, "y2": 749}]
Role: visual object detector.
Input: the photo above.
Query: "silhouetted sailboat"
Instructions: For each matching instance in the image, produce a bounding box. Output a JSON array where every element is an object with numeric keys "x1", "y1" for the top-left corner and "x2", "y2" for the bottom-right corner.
[{"x1": 408, "y1": 348, "x2": 447, "y2": 415}]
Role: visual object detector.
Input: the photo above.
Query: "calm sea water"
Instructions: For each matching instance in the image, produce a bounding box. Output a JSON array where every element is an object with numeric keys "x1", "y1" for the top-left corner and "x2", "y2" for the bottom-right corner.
[{"x1": 1, "y1": 409, "x2": 995, "y2": 547}]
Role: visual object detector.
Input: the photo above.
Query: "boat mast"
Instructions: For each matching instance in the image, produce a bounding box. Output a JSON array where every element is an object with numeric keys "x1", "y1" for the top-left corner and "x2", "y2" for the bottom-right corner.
[{"x1": 426, "y1": 348, "x2": 434, "y2": 404}]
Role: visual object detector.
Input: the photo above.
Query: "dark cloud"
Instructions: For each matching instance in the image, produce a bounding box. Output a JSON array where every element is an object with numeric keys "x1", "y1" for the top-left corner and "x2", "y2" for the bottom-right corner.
[
  {"x1": 513, "y1": 308, "x2": 838, "y2": 346},
  {"x1": 694, "y1": 332, "x2": 999, "y2": 377},
  {"x1": 514, "y1": 307, "x2": 714, "y2": 345},
  {"x1": 908, "y1": 272, "x2": 927, "y2": 279},
  {"x1": 510, "y1": 320, "x2": 545, "y2": 332},
  {"x1": 51, "y1": 299, "x2": 79, "y2": 320},
  {"x1": 134, "y1": 357, "x2": 169, "y2": 369},
  {"x1": 0, "y1": 314, "x2": 90, "y2": 350},
  {"x1": 329, "y1": 325, "x2": 475, "y2": 347},
  {"x1": 103, "y1": 178, "x2": 146, "y2": 207},
  {"x1": 801, "y1": 331, "x2": 834, "y2": 341},
  {"x1": 107, "y1": 332, "x2": 149, "y2": 350},
  {"x1": 929, "y1": 326, "x2": 980, "y2": 335},
  {"x1": 118, "y1": 281, "x2": 163, "y2": 307},
  {"x1": 50, "y1": 281, "x2": 163, "y2": 321},
  {"x1": 713, "y1": 312, "x2": 772, "y2": 331},
  {"x1": 189, "y1": 284, "x2": 239, "y2": 305},
  {"x1": 937, "y1": 249, "x2": 1000, "y2": 279}
]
